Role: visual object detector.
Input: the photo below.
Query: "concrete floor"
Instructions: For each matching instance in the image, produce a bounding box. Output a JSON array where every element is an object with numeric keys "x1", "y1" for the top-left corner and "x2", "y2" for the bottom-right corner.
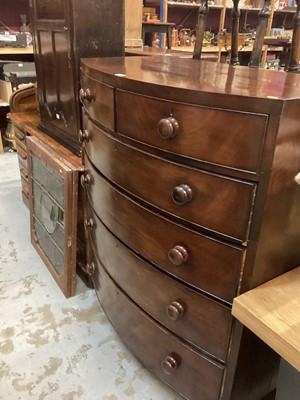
[{"x1": 0, "y1": 150, "x2": 183, "y2": 400}]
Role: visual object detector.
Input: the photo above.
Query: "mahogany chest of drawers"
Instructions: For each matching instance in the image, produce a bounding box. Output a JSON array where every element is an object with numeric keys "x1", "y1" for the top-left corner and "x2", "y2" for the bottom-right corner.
[{"x1": 79, "y1": 56, "x2": 300, "y2": 400}]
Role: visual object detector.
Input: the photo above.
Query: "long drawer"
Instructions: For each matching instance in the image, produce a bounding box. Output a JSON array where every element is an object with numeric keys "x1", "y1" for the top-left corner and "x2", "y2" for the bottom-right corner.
[
  {"x1": 82, "y1": 126, "x2": 257, "y2": 242},
  {"x1": 93, "y1": 258, "x2": 225, "y2": 400},
  {"x1": 82, "y1": 156, "x2": 245, "y2": 304},
  {"x1": 116, "y1": 90, "x2": 268, "y2": 175},
  {"x1": 87, "y1": 213, "x2": 232, "y2": 362}
]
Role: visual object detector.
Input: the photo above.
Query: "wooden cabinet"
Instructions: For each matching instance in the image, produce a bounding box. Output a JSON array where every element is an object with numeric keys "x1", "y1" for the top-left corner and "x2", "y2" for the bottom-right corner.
[
  {"x1": 80, "y1": 55, "x2": 300, "y2": 399},
  {"x1": 29, "y1": 0, "x2": 125, "y2": 155},
  {"x1": 9, "y1": 111, "x2": 93, "y2": 292}
]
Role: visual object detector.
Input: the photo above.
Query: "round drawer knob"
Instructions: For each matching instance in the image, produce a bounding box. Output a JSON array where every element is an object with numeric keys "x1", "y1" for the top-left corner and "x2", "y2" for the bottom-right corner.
[
  {"x1": 78, "y1": 129, "x2": 91, "y2": 143},
  {"x1": 168, "y1": 245, "x2": 189, "y2": 266},
  {"x1": 161, "y1": 355, "x2": 178, "y2": 375},
  {"x1": 157, "y1": 117, "x2": 179, "y2": 139},
  {"x1": 79, "y1": 88, "x2": 93, "y2": 103},
  {"x1": 85, "y1": 262, "x2": 95, "y2": 276},
  {"x1": 80, "y1": 173, "x2": 92, "y2": 187},
  {"x1": 166, "y1": 301, "x2": 185, "y2": 321},
  {"x1": 172, "y1": 184, "x2": 193, "y2": 205},
  {"x1": 84, "y1": 218, "x2": 95, "y2": 230}
]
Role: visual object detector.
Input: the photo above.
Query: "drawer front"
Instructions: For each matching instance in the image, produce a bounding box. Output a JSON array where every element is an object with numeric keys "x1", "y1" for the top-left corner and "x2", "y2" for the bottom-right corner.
[
  {"x1": 93, "y1": 259, "x2": 225, "y2": 400},
  {"x1": 82, "y1": 158, "x2": 245, "y2": 303},
  {"x1": 21, "y1": 177, "x2": 29, "y2": 198},
  {"x1": 20, "y1": 167, "x2": 29, "y2": 183},
  {"x1": 18, "y1": 154, "x2": 28, "y2": 171},
  {"x1": 15, "y1": 136, "x2": 27, "y2": 153},
  {"x1": 17, "y1": 146, "x2": 28, "y2": 163},
  {"x1": 83, "y1": 125, "x2": 257, "y2": 242},
  {"x1": 14, "y1": 125, "x2": 26, "y2": 142},
  {"x1": 87, "y1": 215, "x2": 232, "y2": 361},
  {"x1": 21, "y1": 191, "x2": 29, "y2": 208},
  {"x1": 117, "y1": 90, "x2": 268, "y2": 174},
  {"x1": 80, "y1": 72, "x2": 114, "y2": 131}
]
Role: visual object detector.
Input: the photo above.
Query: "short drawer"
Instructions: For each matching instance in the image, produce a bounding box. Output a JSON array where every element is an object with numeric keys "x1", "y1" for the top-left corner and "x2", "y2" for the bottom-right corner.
[
  {"x1": 21, "y1": 177, "x2": 29, "y2": 198},
  {"x1": 82, "y1": 159, "x2": 245, "y2": 303},
  {"x1": 20, "y1": 167, "x2": 29, "y2": 182},
  {"x1": 83, "y1": 127, "x2": 257, "y2": 242},
  {"x1": 93, "y1": 259, "x2": 225, "y2": 400},
  {"x1": 18, "y1": 154, "x2": 28, "y2": 171},
  {"x1": 116, "y1": 90, "x2": 268, "y2": 175},
  {"x1": 87, "y1": 215, "x2": 232, "y2": 362},
  {"x1": 15, "y1": 136, "x2": 27, "y2": 153},
  {"x1": 80, "y1": 71, "x2": 114, "y2": 131},
  {"x1": 21, "y1": 191, "x2": 29, "y2": 208},
  {"x1": 17, "y1": 145, "x2": 27, "y2": 161},
  {"x1": 14, "y1": 125, "x2": 26, "y2": 142}
]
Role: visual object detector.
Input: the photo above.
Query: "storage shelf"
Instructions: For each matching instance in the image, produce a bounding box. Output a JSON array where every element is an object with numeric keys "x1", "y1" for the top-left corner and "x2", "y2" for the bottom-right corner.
[
  {"x1": 275, "y1": 6, "x2": 296, "y2": 13},
  {"x1": 148, "y1": 0, "x2": 295, "y2": 64},
  {"x1": 168, "y1": 1, "x2": 224, "y2": 9},
  {"x1": 167, "y1": 1, "x2": 199, "y2": 7},
  {"x1": 167, "y1": 1, "x2": 296, "y2": 13}
]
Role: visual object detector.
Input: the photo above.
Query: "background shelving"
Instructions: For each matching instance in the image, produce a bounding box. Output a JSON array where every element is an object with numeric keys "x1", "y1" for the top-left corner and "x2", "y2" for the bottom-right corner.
[{"x1": 144, "y1": 0, "x2": 296, "y2": 35}]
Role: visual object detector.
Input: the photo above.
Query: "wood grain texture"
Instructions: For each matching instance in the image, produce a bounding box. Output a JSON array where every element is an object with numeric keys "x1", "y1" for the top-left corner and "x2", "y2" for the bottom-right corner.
[
  {"x1": 80, "y1": 56, "x2": 300, "y2": 108},
  {"x1": 232, "y1": 266, "x2": 300, "y2": 371},
  {"x1": 116, "y1": 89, "x2": 267, "y2": 177},
  {"x1": 83, "y1": 118, "x2": 257, "y2": 243},
  {"x1": 29, "y1": 0, "x2": 124, "y2": 155},
  {"x1": 80, "y1": 74, "x2": 114, "y2": 131},
  {"x1": 87, "y1": 215, "x2": 233, "y2": 362},
  {"x1": 81, "y1": 56, "x2": 300, "y2": 399},
  {"x1": 83, "y1": 153, "x2": 245, "y2": 304},
  {"x1": 9, "y1": 112, "x2": 82, "y2": 169},
  {"x1": 27, "y1": 136, "x2": 78, "y2": 298},
  {"x1": 93, "y1": 258, "x2": 225, "y2": 400}
]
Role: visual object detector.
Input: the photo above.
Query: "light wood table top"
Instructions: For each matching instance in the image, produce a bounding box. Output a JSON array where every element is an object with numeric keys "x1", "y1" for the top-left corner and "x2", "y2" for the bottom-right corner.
[
  {"x1": 232, "y1": 266, "x2": 300, "y2": 372},
  {"x1": 0, "y1": 46, "x2": 34, "y2": 62},
  {"x1": 0, "y1": 46, "x2": 33, "y2": 55},
  {"x1": 9, "y1": 111, "x2": 82, "y2": 170}
]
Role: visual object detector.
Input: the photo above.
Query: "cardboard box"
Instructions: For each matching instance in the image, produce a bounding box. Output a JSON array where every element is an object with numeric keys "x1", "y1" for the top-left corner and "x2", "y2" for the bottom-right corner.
[
  {"x1": 143, "y1": 7, "x2": 157, "y2": 15},
  {"x1": 0, "y1": 79, "x2": 13, "y2": 104},
  {"x1": 125, "y1": 0, "x2": 143, "y2": 48}
]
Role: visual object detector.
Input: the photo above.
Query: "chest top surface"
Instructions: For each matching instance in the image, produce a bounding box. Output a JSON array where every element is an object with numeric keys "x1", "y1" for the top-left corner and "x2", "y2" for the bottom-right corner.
[{"x1": 81, "y1": 56, "x2": 300, "y2": 111}]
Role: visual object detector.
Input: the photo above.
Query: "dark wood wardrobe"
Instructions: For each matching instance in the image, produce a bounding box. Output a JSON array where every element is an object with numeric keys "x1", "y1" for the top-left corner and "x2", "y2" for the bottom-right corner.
[{"x1": 29, "y1": 0, "x2": 125, "y2": 155}]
